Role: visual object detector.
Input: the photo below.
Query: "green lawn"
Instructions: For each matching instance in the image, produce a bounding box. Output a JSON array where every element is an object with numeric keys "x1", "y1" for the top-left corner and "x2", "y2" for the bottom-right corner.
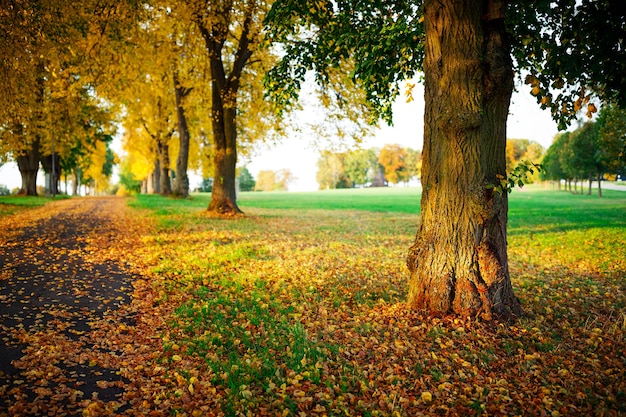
[{"x1": 0, "y1": 195, "x2": 70, "y2": 216}]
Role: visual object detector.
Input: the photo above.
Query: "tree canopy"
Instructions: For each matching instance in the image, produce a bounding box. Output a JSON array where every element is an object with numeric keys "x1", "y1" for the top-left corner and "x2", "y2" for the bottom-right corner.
[
  {"x1": 541, "y1": 104, "x2": 626, "y2": 196},
  {"x1": 266, "y1": 0, "x2": 626, "y2": 126}
]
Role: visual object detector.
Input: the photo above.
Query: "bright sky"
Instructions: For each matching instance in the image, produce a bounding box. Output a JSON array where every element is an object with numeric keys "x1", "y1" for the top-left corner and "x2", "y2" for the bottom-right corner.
[{"x1": 0, "y1": 83, "x2": 561, "y2": 192}]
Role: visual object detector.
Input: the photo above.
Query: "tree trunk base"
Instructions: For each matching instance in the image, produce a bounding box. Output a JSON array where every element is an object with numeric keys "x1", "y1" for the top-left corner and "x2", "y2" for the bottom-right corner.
[
  {"x1": 407, "y1": 238, "x2": 523, "y2": 321},
  {"x1": 206, "y1": 198, "x2": 243, "y2": 217}
]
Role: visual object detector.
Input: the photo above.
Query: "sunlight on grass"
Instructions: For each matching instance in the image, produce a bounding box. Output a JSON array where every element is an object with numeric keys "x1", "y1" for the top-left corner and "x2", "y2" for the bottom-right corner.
[{"x1": 130, "y1": 186, "x2": 625, "y2": 416}]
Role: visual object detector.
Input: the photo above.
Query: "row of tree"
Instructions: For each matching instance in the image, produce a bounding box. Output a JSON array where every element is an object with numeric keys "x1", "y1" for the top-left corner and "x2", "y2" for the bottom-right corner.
[
  {"x1": 0, "y1": 1, "x2": 127, "y2": 195},
  {"x1": 316, "y1": 145, "x2": 422, "y2": 189},
  {"x1": 0, "y1": 1, "x2": 370, "y2": 205},
  {"x1": 541, "y1": 104, "x2": 626, "y2": 196}
]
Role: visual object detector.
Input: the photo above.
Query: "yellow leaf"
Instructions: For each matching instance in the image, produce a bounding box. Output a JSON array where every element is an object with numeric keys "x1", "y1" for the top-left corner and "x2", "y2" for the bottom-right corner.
[{"x1": 421, "y1": 391, "x2": 433, "y2": 402}]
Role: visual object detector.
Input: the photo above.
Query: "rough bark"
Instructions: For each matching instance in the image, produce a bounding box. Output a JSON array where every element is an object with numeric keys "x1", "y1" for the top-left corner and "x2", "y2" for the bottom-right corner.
[
  {"x1": 207, "y1": 91, "x2": 241, "y2": 214},
  {"x1": 173, "y1": 72, "x2": 190, "y2": 198},
  {"x1": 407, "y1": 0, "x2": 522, "y2": 320},
  {"x1": 17, "y1": 139, "x2": 41, "y2": 196}
]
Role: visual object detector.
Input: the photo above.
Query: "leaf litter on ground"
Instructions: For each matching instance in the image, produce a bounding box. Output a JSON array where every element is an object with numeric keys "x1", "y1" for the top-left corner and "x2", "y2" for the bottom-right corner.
[{"x1": 1, "y1": 189, "x2": 624, "y2": 416}]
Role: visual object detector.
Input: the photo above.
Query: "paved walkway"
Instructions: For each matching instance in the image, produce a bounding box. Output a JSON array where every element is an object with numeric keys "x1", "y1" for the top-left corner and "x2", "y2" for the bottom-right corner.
[{"x1": 0, "y1": 198, "x2": 148, "y2": 416}]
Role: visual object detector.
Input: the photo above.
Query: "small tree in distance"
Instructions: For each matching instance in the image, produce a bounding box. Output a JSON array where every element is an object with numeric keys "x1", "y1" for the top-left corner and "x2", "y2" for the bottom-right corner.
[{"x1": 238, "y1": 167, "x2": 256, "y2": 192}]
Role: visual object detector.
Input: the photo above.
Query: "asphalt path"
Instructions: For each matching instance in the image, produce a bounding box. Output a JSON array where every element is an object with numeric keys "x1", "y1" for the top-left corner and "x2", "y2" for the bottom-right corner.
[{"x1": 0, "y1": 198, "x2": 141, "y2": 416}]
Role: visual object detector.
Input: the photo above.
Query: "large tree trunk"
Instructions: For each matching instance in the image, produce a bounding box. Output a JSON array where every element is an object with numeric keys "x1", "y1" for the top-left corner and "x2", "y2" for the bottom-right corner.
[
  {"x1": 17, "y1": 139, "x2": 41, "y2": 196},
  {"x1": 407, "y1": 0, "x2": 522, "y2": 320},
  {"x1": 206, "y1": 49, "x2": 243, "y2": 215},
  {"x1": 597, "y1": 172, "x2": 603, "y2": 197},
  {"x1": 173, "y1": 72, "x2": 190, "y2": 198},
  {"x1": 208, "y1": 100, "x2": 241, "y2": 214}
]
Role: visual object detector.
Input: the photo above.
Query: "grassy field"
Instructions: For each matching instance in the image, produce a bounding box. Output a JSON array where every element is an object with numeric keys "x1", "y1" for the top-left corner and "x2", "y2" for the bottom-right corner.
[
  {"x1": 0, "y1": 195, "x2": 70, "y2": 216},
  {"x1": 119, "y1": 185, "x2": 625, "y2": 416}
]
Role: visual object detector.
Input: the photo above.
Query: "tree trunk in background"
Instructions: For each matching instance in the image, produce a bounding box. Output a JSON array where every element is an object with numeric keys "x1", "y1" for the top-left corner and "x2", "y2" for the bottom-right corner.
[
  {"x1": 407, "y1": 0, "x2": 522, "y2": 319},
  {"x1": 17, "y1": 138, "x2": 40, "y2": 196},
  {"x1": 41, "y1": 154, "x2": 61, "y2": 195},
  {"x1": 158, "y1": 139, "x2": 172, "y2": 195},
  {"x1": 72, "y1": 169, "x2": 80, "y2": 196},
  {"x1": 195, "y1": 6, "x2": 254, "y2": 215},
  {"x1": 173, "y1": 72, "x2": 190, "y2": 198},
  {"x1": 151, "y1": 158, "x2": 161, "y2": 194},
  {"x1": 597, "y1": 173, "x2": 603, "y2": 197}
]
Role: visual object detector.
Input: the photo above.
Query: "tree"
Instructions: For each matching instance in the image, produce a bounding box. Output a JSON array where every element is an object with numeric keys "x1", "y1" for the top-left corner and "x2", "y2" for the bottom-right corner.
[
  {"x1": 185, "y1": 1, "x2": 272, "y2": 214},
  {"x1": 570, "y1": 123, "x2": 599, "y2": 195},
  {"x1": 506, "y1": 139, "x2": 544, "y2": 183},
  {"x1": 254, "y1": 169, "x2": 294, "y2": 191},
  {"x1": 316, "y1": 151, "x2": 350, "y2": 190},
  {"x1": 344, "y1": 148, "x2": 378, "y2": 187},
  {"x1": 596, "y1": 104, "x2": 626, "y2": 187},
  {"x1": 378, "y1": 144, "x2": 407, "y2": 186},
  {"x1": 255, "y1": 170, "x2": 277, "y2": 192},
  {"x1": 266, "y1": 0, "x2": 625, "y2": 318},
  {"x1": 404, "y1": 148, "x2": 422, "y2": 184},
  {"x1": 238, "y1": 167, "x2": 256, "y2": 192},
  {"x1": 275, "y1": 168, "x2": 295, "y2": 191},
  {"x1": 118, "y1": 162, "x2": 142, "y2": 195},
  {"x1": 540, "y1": 134, "x2": 567, "y2": 189},
  {"x1": 0, "y1": 0, "x2": 139, "y2": 195}
]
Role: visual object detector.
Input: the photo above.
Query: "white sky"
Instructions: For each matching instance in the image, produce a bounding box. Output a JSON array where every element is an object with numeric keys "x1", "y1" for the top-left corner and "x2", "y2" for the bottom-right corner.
[{"x1": 0, "y1": 83, "x2": 562, "y2": 192}]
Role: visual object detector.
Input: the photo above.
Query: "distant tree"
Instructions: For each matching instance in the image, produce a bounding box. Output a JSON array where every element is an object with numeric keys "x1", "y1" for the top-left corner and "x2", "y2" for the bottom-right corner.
[
  {"x1": 404, "y1": 148, "x2": 422, "y2": 184},
  {"x1": 569, "y1": 123, "x2": 600, "y2": 195},
  {"x1": 344, "y1": 148, "x2": 378, "y2": 187},
  {"x1": 275, "y1": 169, "x2": 295, "y2": 191},
  {"x1": 378, "y1": 144, "x2": 407, "y2": 186},
  {"x1": 316, "y1": 151, "x2": 350, "y2": 190},
  {"x1": 198, "y1": 178, "x2": 213, "y2": 193},
  {"x1": 540, "y1": 134, "x2": 567, "y2": 189},
  {"x1": 254, "y1": 169, "x2": 293, "y2": 191},
  {"x1": 506, "y1": 139, "x2": 544, "y2": 183},
  {"x1": 596, "y1": 104, "x2": 626, "y2": 187},
  {"x1": 255, "y1": 170, "x2": 277, "y2": 192},
  {"x1": 238, "y1": 167, "x2": 256, "y2": 192},
  {"x1": 118, "y1": 165, "x2": 142, "y2": 195}
]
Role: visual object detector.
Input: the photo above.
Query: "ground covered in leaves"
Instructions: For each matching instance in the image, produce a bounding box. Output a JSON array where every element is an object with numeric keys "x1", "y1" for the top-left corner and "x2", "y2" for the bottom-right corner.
[{"x1": 1, "y1": 189, "x2": 624, "y2": 416}]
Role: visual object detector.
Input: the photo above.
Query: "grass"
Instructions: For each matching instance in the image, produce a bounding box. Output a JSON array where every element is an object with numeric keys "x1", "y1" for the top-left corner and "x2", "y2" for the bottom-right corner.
[
  {"x1": 125, "y1": 184, "x2": 625, "y2": 416},
  {"x1": 0, "y1": 195, "x2": 70, "y2": 216}
]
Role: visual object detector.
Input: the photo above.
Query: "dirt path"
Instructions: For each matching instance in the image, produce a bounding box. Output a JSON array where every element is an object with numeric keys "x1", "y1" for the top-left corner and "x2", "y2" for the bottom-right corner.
[{"x1": 0, "y1": 197, "x2": 159, "y2": 416}]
